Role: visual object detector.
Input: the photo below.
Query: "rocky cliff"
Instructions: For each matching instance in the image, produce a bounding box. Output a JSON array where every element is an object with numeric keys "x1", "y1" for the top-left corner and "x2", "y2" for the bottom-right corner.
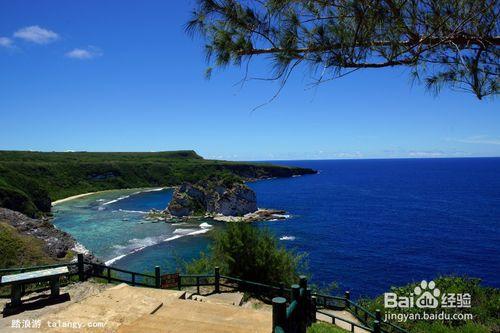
[
  {"x1": 167, "y1": 181, "x2": 258, "y2": 217},
  {"x1": 0, "y1": 207, "x2": 99, "y2": 264}
]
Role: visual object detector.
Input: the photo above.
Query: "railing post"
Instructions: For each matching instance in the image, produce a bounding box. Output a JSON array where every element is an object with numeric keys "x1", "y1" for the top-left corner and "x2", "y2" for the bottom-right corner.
[
  {"x1": 375, "y1": 309, "x2": 382, "y2": 331},
  {"x1": 305, "y1": 287, "x2": 312, "y2": 326},
  {"x1": 375, "y1": 309, "x2": 382, "y2": 322},
  {"x1": 279, "y1": 282, "x2": 285, "y2": 297},
  {"x1": 272, "y1": 297, "x2": 287, "y2": 333},
  {"x1": 374, "y1": 320, "x2": 381, "y2": 333},
  {"x1": 197, "y1": 276, "x2": 200, "y2": 294},
  {"x1": 77, "y1": 253, "x2": 84, "y2": 282},
  {"x1": 214, "y1": 266, "x2": 220, "y2": 293},
  {"x1": 178, "y1": 275, "x2": 182, "y2": 290},
  {"x1": 299, "y1": 276, "x2": 308, "y2": 332},
  {"x1": 344, "y1": 290, "x2": 350, "y2": 309},
  {"x1": 155, "y1": 266, "x2": 161, "y2": 288},
  {"x1": 291, "y1": 284, "x2": 300, "y2": 302},
  {"x1": 107, "y1": 267, "x2": 111, "y2": 282},
  {"x1": 311, "y1": 295, "x2": 317, "y2": 324},
  {"x1": 291, "y1": 284, "x2": 300, "y2": 330}
]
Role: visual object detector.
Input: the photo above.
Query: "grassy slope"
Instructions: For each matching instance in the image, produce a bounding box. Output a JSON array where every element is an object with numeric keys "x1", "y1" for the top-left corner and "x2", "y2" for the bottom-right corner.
[
  {"x1": 0, "y1": 150, "x2": 315, "y2": 217},
  {"x1": 307, "y1": 322, "x2": 348, "y2": 333},
  {"x1": 0, "y1": 222, "x2": 54, "y2": 268}
]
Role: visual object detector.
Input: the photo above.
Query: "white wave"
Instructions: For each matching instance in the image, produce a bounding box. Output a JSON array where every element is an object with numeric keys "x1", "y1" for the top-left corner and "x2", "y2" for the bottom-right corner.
[
  {"x1": 105, "y1": 236, "x2": 164, "y2": 265},
  {"x1": 173, "y1": 228, "x2": 198, "y2": 235},
  {"x1": 163, "y1": 235, "x2": 183, "y2": 242},
  {"x1": 200, "y1": 222, "x2": 213, "y2": 229},
  {"x1": 138, "y1": 187, "x2": 166, "y2": 193},
  {"x1": 105, "y1": 254, "x2": 128, "y2": 266},
  {"x1": 101, "y1": 188, "x2": 166, "y2": 206},
  {"x1": 105, "y1": 222, "x2": 211, "y2": 266},
  {"x1": 102, "y1": 195, "x2": 131, "y2": 206},
  {"x1": 188, "y1": 229, "x2": 211, "y2": 236},
  {"x1": 171, "y1": 222, "x2": 187, "y2": 226},
  {"x1": 280, "y1": 235, "x2": 296, "y2": 241},
  {"x1": 292, "y1": 175, "x2": 301, "y2": 177},
  {"x1": 273, "y1": 214, "x2": 291, "y2": 219},
  {"x1": 118, "y1": 209, "x2": 147, "y2": 214},
  {"x1": 72, "y1": 242, "x2": 90, "y2": 255}
]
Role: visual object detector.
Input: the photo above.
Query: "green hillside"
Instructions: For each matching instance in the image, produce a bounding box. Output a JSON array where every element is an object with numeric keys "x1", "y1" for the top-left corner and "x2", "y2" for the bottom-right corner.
[
  {"x1": 0, "y1": 150, "x2": 316, "y2": 217},
  {"x1": 0, "y1": 222, "x2": 54, "y2": 268}
]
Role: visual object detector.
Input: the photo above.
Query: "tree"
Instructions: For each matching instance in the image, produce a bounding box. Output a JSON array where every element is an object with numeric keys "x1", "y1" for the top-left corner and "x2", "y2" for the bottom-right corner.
[
  {"x1": 187, "y1": 0, "x2": 499, "y2": 100},
  {"x1": 183, "y1": 223, "x2": 305, "y2": 287}
]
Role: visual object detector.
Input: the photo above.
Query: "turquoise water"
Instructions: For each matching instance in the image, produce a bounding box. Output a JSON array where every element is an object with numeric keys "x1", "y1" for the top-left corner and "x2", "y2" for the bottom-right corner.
[
  {"x1": 52, "y1": 188, "x2": 219, "y2": 272},
  {"x1": 53, "y1": 158, "x2": 500, "y2": 297}
]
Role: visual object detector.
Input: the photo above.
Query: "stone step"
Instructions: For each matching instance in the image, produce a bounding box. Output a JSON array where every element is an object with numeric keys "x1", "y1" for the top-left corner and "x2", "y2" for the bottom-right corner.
[
  {"x1": 117, "y1": 298, "x2": 271, "y2": 333},
  {"x1": 39, "y1": 284, "x2": 186, "y2": 333}
]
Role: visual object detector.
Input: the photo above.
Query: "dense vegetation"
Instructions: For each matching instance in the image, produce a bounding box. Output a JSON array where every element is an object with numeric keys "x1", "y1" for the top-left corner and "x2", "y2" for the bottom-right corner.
[
  {"x1": 0, "y1": 150, "x2": 315, "y2": 217},
  {"x1": 183, "y1": 223, "x2": 305, "y2": 287},
  {"x1": 359, "y1": 276, "x2": 499, "y2": 333},
  {"x1": 0, "y1": 222, "x2": 54, "y2": 268}
]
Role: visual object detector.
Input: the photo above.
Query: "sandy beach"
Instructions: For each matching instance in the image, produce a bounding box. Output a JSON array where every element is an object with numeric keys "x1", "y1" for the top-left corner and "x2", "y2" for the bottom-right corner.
[{"x1": 51, "y1": 187, "x2": 169, "y2": 206}]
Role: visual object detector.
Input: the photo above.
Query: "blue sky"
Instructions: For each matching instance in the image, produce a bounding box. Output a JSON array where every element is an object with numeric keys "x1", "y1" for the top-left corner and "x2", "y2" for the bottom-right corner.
[{"x1": 0, "y1": 1, "x2": 499, "y2": 161}]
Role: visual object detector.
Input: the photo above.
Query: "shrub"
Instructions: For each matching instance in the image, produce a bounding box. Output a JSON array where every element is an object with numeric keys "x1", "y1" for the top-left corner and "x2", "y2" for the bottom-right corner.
[
  {"x1": 359, "y1": 276, "x2": 499, "y2": 333},
  {"x1": 183, "y1": 223, "x2": 306, "y2": 287}
]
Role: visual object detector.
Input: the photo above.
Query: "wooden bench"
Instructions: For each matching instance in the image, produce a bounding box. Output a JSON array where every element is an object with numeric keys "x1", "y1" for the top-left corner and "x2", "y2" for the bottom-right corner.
[{"x1": 0, "y1": 266, "x2": 69, "y2": 307}]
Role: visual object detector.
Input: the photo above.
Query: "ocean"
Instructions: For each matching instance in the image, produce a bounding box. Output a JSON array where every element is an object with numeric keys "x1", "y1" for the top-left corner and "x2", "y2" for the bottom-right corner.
[{"x1": 52, "y1": 158, "x2": 500, "y2": 297}]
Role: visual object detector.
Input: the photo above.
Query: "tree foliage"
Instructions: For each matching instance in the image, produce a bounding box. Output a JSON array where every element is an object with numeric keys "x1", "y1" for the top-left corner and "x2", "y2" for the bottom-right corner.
[
  {"x1": 187, "y1": 0, "x2": 499, "y2": 99},
  {"x1": 184, "y1": 222, "x2": 305, "y2": 286}
]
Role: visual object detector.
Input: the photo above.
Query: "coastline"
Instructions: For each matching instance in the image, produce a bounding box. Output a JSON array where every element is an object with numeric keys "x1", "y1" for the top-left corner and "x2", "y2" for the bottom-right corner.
[{"x1": 51, "y1": 187, "x2": 170, "y2": 206}]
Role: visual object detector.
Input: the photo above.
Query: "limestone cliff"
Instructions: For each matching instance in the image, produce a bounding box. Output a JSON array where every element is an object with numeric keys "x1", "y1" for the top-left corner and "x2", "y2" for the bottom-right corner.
[{"x1": 167, "y1": 181, "x2": 257, "y2": 217}]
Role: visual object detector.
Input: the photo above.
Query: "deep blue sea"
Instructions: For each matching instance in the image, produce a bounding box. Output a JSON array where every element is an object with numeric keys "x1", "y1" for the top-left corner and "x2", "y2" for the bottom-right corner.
[{"x1": 52, "y1": 158, "x2": 500, "y2": 297}]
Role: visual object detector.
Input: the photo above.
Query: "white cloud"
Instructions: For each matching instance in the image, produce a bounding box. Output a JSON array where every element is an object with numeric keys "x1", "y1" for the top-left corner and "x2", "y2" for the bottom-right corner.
[
  {"x1": 0, "y1": 37, "x2": 13, "y2": 48},
  {"x1": 14, "y1": 25, "x2": 59, "y2": 44},
  {"x1": 65, "y1": 46, "x2": 102, "y2": 59},
  {"x1": 450, "y1": 135, "x2": 500, "y2": 146},
  {"x1": 407, "y1": 151, "x2": 446, "y2": 158}
]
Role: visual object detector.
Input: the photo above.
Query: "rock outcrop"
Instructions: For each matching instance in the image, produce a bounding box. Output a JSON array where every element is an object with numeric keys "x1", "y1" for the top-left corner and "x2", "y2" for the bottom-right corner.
[
  {"x1": 0, "y1": 207, "x2": 100, "y2": 263},
  {"x1": 167, "y1": 181, "x2": 258, "y2": 217},
  {"x1": 213, "y1": 209, "x2": 289, "y2": 223}
]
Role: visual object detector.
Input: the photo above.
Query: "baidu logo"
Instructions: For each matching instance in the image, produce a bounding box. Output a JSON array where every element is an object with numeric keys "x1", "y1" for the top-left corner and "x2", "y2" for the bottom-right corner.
[
  {"x1": 385, "y1": 280, "x2": 445, "y2": 309},
  {"x1": 414, "y1": 280, "x2": 440, "y2": 308}
]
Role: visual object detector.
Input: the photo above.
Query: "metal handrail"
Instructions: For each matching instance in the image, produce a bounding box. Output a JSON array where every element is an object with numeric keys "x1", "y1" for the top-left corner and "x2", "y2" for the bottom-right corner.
[{"x1": 317, "y1": 309, "x2": 373, "y2": 332}]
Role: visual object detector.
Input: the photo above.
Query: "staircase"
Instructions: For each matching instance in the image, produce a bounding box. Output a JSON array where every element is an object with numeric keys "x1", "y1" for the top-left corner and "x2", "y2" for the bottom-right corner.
[
  {"x1": 39, "y1": 284, "x2": 186, "y2": 333},
  {"x1": 117, "y1": 298, "x2": 271, "y2": 333},
  {"x1": 39, "y1": 284, "x2": 270, "y2": 333},
  {"x1": 37, "y1": 283, "x2": 370, "y2": 333}
]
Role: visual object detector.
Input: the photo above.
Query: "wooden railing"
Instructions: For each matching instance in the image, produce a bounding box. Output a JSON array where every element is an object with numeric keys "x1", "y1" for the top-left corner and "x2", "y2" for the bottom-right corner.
[
  {"x1": 272, "y1": 276, "x2": 315, "y2": 333},
  {"x1": 1, "y1": 257, "x2": 409, "y2": 333}
]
